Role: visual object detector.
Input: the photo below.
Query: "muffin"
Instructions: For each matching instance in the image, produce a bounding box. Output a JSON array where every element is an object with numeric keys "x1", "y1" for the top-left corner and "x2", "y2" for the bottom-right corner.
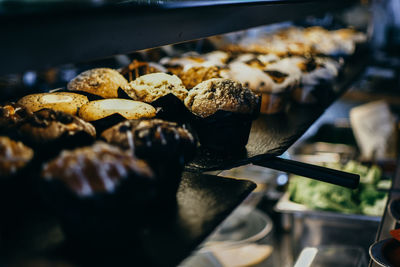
[
  {"x1": 119, "y1": 59, "x2": 167, "y2": 82},
  {"x1": 17, "y1": 92, "x2": 89, "y2": 115},
  {"x1": 101, "y1": 119, "x2": 196, "y2": 164},
  {"x1": 228, "y1": 57, "x2": 301, "y2": 114},
  {"x1": 0, "y1": 102, "x2": 31, "y2": 137},
  {"x1": 78, "y1": 99, "x2": 156, "y2": 133},
  {"x1": 122, "y1": 73, "x2": 189, "y2": 122},
  {"x1": 184, "y1": 78, "x2": 259, "y2": 151},
  {"x1": 67, "y1": 68, "x2": 129, "y2": 99},
  {"x1": 123, "y1": 73, "x2": 188, "y2": 103},
  {"x1": 290, "y1": 56, "x2": 342, "y2": 103},
  {"x1": 175, "y1": 66, "x2": 229, "y2": 89},
  {"x1": 40, "y1": 142, "x2": 156, "y2": 245},
  {"x1": 18, "y1": 108, "x2": 96, "y2": 158},
  {"x1": 101, "y1": 119, "x2": 196, "y2": 200},
  {"x1": 0, "y1": 136, "x2": 33, "y2": 179}
]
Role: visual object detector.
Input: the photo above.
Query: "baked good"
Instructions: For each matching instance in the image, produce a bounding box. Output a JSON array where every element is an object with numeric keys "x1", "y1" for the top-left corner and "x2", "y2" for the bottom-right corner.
[
  {"x1": 42, "y1": 142, "x2": 154, "y2": 197},
  {"x1": 78, "y1": 99, "x2": 156, "y2": 122},
  {"x1": 290, "y1": 56, "x2": 342, "y2": 103},
  {"x1": 175, "y1": 66, "x2": 229, "y2": 89},
  {"x1": 40, "y1": 142, "x2": 156, "y2": 244},
  {"x1": 185, "y1": 78, "x2": 259, "y2": 118},
  {"x1": 17, "y1": 92, "x2": 89, "y2": 115},
  {"x1": 0, "y1": 136, "x2": 33, "y2": 178},
  {"x1": 101, "y1": 119, "x2": 196, "y2": 163},
  {"x1": 18, "y1": 109, "x2": 96, "y2": 157},
  {"x1": 184, "y1": 78, "x2": 259, "y2": 151},
  {"x1": 0, "y1": 102, "x2": 31, "y2": 136},
  {"x1": 123, "y1": 73, "x2": 188, "y2": 103},
  {"x1": 119, "y1": 59, "x2": 167, "y2": 82},
  {"x1": 67, "y1": 68, "x2": 129, "y2": 98}
]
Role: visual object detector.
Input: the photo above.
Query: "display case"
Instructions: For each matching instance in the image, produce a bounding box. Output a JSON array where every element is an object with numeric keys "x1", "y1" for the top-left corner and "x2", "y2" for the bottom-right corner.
[{"x1": 0, "y1": 1, "x2": 383, "y2": 266}]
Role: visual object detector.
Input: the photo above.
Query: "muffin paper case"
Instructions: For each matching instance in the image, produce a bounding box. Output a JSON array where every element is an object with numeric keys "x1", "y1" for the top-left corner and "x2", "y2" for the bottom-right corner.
[
  {"x1": 88, "y1": 113, "x2": 128, "y2": 136},
  {"x1": 151, "y1": 93, "x2": 193, "y2": 124},
  {"x1": 39, "y1": 143, "x2": 159, "y2": 247},
  {"x1": 188, "y1": 106, "x2": 260, "y2": 152}
]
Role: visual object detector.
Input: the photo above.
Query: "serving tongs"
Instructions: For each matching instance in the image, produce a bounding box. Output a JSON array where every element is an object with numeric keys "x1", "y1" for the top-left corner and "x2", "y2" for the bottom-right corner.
[{"x1": 252, "y1": 156, "x2": 360, "y2": 189}]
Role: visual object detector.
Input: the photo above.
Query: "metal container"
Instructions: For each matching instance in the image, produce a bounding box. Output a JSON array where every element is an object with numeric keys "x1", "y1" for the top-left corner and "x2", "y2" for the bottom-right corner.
[{"x1": 275, "y1": 193, "x2": 380, "y2": 257}]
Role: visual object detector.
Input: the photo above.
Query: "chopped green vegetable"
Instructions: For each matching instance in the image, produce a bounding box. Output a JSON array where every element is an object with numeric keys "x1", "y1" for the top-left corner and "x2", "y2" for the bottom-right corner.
[{"x1": 288, "y1": 161, "x2": 388, "y2": 216}]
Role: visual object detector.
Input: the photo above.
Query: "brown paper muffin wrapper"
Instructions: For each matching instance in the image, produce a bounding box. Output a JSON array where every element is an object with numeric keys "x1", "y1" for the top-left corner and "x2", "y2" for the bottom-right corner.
[
  {"x1": 151, "y1": 93, "x2": 192, "y2": 124},
  {"x1": 89, "y1": 113, "x2": 127, "y2": 136},
  {"x1": 39, "y1": 173, "x2": 158, "y2": 247},
  {"x1": 257, "y1": 90, "x2": 289, "y2": 114},
  {"x1": 189, "y1": 106, "x2": 259, "y2": 152}
]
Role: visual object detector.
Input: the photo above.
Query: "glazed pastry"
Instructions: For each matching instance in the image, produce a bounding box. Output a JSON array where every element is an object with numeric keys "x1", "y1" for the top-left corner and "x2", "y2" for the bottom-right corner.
[
  {"x1": 17, "y1": 92, "x2": 89, "y2": 115},
  {"x1": 0, "y1": 102, "x2": 31, "y2": 135},
  {"x1": 123, "y1": 73, "x2": 188, "y2": 103},
  {"x1": 0, "y1": 136, "x2": 33, "y2": 178},
  {"x1": 67, "y1": 68, "x2": 129, "y2": 98},
  {"x1": 18, "y1": 108, "x2": 96, "y2": 156},
  {"x1": 101, "y1": 119, "x2": 196, "y2": 163},
  {"x1": 78, "y1": 99, "x2": 156, "y2": 122}
]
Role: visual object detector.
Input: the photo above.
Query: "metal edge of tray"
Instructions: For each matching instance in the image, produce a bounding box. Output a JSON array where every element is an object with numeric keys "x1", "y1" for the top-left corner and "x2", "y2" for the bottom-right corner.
[{"x1": 275, "y1": 192, "x2": 381, "y2": 223}]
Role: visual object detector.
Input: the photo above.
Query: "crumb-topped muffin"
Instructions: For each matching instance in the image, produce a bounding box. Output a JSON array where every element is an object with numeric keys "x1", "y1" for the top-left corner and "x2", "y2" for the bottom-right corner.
[
  {"x1": 123, "y1": 73, "x2": 188, "y2": 103},
  {"x1": 41, "y1": 142, "x2": 154, "y2": 197},
  {"x1": 67, "y1": 68, "x2": 129, "y2": 98},
  {"x1": 175, "y1": 66, "x2": 229, "y2": 89},
  {"x1": 18, "y1": 109, "x2": 96, "y2": 156},
  {"x1": 0, "y1": 136, "x2": 33, "y2": 178},
  {"x1": 184, "y1": 78, "x2": 259, "y2": 118}
]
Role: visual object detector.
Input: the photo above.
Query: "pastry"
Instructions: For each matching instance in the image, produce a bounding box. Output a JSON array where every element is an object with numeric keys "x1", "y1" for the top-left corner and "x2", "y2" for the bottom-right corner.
[
  {"x1": 40, "y1": 142, "x2": 156, "y2": 244},
  {"x1": 101, "y1": 119, "x2": 196, "y2": 164},
  {"x1": 18, "y1": 108, "x2": 96, "y2": 157},
  {"x1": 78, "y1": 99, "x2": 156, "y2": 122},
  {"x1": 17, "y1": 92, "x2": 89, "y2": 115},
  {"x1": 67, "y1": 68, "x2": 129, "y2": 98},
  {"x1": 123, "y1": 73, "x2": 188, "y2": 103},
  {"x1": 0, "y1": 136, "x2": 33, "y2": 178},
  {"x1": 175, "y1": 66, "x2": 229, "y2": 89},
  {"x1": 184, "y1": 78, "x2": 259, "y2": 151},
  {"x1": 0, "y1": 102, "x2": 31, "y2": 136}
]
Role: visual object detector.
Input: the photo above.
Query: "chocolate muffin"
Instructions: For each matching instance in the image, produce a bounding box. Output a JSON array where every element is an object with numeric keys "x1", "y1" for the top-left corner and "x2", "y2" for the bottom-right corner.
[
  {"x1": 40, "y1": 142, "x2": 156, "y2": 245},
  {"x1": 184, "y1": 78, "x2": 260, "y2": 151},
  {"x1": 0, "y1": 102, "x2": 31, "y2": 137},
  {"x1": 18, "y1": 109, "x2": 96, "y2": 158},
  {"x1": 67, "y1": 68, "x2": 129, "y2": 99},
  {"x1": 101, "y1": 119, "x2": 196, "y2": 199},
  {"x1": 0, "y1": 136, "x2": 33, "y2": 179},
  {"x1": 101, "y1": 119, "x2": 196, "y2": 163}
]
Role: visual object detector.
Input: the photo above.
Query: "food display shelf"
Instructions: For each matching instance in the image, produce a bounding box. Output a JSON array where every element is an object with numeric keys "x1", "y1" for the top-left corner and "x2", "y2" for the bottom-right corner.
[
  {"x1": 0, "y1": 0, "x2": 356, "y2": 75},
  {"x1": 185, "y1": 56, "x2": 368, "y2": 173},
  {"x1": 0, "y1": 172, "x2": 256, "y2": 267}
]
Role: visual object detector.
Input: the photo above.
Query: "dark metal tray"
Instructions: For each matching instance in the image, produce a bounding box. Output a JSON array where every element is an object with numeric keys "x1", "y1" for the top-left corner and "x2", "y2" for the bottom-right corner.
[
  {"x1": 185, "y1": 57, "x2": 368, "y2": 173},
  {"x1": 0, "y1": 172, "x2": 255, "y2": 267}
]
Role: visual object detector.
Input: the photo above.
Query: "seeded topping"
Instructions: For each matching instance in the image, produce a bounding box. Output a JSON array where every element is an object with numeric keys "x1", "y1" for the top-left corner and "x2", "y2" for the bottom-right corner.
[{"x1": 184, "y1": 78, "x2": 259, "y2": 118}]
